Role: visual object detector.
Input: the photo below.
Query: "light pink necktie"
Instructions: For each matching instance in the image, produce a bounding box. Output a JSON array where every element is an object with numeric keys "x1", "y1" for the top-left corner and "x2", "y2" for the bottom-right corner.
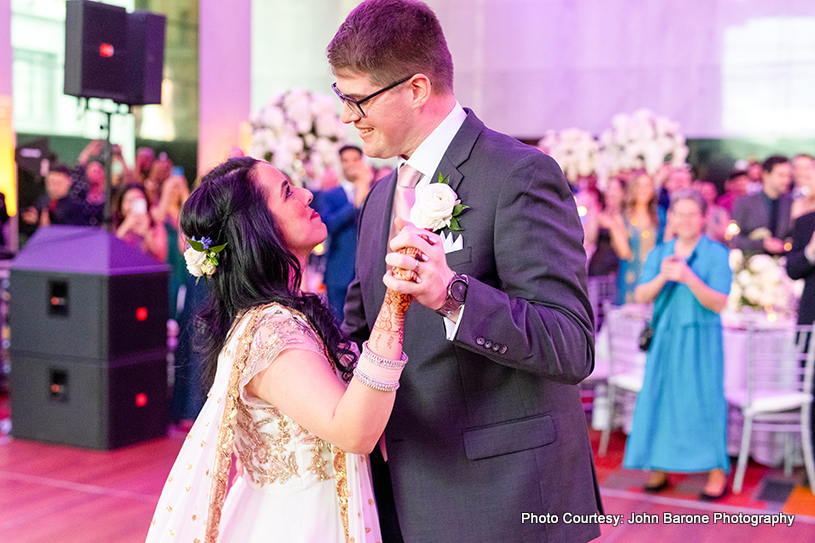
[{"x1": 389, "y1": 163, "x2": 423, "y2": 242}]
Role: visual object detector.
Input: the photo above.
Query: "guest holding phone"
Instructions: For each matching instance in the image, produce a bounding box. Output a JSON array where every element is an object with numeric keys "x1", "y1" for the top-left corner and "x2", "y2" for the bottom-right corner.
[{"x1": 114, "y1": 182, "x2": 168, "y2": 262}]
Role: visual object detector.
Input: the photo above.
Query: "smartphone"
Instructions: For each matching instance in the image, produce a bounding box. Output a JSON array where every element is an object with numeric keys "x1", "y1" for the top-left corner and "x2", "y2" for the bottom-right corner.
[{"x1": 131, "y1": 198, "x2": 148, "y2": 215}]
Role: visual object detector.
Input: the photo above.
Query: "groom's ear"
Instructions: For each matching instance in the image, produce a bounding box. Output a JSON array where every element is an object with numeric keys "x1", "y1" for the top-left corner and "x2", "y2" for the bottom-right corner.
[{"x1": 408, "y1": 74, "x2": 432, "y2": 108}]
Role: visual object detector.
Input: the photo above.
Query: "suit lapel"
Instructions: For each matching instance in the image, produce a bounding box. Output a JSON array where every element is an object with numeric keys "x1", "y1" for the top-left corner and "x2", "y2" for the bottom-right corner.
[
  {"x1": 430, "y1": 108, "x2": 483, "y2": 194},
  {"x1": 369, "y1": 170, "x2": 397, "y2": 309}
]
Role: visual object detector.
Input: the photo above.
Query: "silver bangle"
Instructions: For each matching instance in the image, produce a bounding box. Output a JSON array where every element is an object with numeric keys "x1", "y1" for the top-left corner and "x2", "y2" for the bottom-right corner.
[
  {"x1": 353, "y1": 367, "x2": 401, "y2": 391},
  {"x1": 361, "y1": 341, "x2": 408, "y2": 369}
]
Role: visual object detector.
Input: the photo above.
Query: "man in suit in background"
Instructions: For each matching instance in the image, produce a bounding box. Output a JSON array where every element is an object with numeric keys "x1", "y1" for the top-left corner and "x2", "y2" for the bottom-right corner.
[
  {"x1": 731, "y1": 155, "x2": 793, "y2": 256},
  {"x1": 328, "y1": 1, "x2": 601, "y2": 541},
  {"x1": 315, "y1": 162, "x2": 359, "y2": 322}
]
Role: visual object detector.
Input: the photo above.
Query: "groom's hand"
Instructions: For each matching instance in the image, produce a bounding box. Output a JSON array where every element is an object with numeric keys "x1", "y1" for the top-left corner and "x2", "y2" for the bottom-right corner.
[{"x1": 384, "y1": 217, "x2": 455, "y2": 312}]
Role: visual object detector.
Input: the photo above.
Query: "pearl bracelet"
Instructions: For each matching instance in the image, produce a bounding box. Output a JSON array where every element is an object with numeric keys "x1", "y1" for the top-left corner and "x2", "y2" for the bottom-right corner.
[{"x1": 353, "y1": 342, "x2": 408, "y2": 391}]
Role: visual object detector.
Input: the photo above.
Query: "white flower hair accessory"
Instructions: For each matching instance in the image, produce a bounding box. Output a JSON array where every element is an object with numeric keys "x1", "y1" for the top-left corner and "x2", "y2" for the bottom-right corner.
[
  {"x1": 409, "y1": 174, "x2": 469, "y2": 232},
  {"x1": 184, "y1": 236, "x2": 227, "y2": 283}
]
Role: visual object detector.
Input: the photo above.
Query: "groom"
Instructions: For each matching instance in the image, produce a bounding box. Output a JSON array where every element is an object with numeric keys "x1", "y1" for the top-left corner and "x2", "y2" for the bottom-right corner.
[{"x1": 329, "y1": 1, "x2": 602, "y2": 541}]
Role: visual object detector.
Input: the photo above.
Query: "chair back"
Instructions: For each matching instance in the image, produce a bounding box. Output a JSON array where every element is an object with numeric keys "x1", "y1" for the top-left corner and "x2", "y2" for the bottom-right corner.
[
  {"x1": 603, "y1": 302, "x2": 649, "y2": 390},
  {"x1": 743, "y1": 323, "x2": 815, "y2": 410},
  {"x1": 588, "y1": 275, "x2": 618, "y2": 333}
]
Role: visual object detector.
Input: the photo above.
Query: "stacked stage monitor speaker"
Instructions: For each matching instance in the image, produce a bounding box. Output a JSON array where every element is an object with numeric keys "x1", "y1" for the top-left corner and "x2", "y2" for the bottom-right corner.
[
  {"x1": 9, "y1": 226, "x2": 171, "y2": 450},
  {"x1": 64, "y1": 1, "x2": 166, "y2": 105}
]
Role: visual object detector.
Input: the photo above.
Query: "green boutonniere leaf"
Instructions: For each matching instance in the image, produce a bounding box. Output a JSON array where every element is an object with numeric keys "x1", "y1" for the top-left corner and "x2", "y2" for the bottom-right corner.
[
  {"x1": 452, "y1": 204, "x2": 469, "y2": 215},
  {"x1": 438, "y1": 172, "x2": 450, "y2": 185},
  {"x1": 449, "y1": 217, "x2": 463, "y2": 231}
]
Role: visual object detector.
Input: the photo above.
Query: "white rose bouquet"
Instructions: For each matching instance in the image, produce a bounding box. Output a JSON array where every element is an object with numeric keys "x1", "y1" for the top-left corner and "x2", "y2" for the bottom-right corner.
[
  {"x1": 410, "y1": 174, "x2": 468, "y2": 232},
  {"x1": 249, "y1": 87, "x2": 346, "y2": 184}
]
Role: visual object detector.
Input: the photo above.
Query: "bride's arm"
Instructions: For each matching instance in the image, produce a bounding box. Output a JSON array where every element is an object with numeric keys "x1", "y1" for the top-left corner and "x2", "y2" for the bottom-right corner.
[{"x1": 246, "y1": 252, "x2": 418, "y2": 454}]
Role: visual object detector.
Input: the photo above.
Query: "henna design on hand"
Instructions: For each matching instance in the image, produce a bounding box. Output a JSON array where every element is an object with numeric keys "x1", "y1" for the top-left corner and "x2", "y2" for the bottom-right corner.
[{"x1": 370, "y1": 246, "x2": 419, "y2": 352}]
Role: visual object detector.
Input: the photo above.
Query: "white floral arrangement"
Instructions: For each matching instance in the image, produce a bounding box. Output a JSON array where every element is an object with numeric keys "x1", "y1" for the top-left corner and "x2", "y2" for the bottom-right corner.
[
  {"x1": 726, "y1": 249, "x2": 802, "y2": 315},
  {"x1": 410, "y1": 174, "x2": 468, "y2": 232},
  {"x1": 537, "y1": 128, "x2": 600, "y2": 185},
  {"x1": 248, "y1": 87, "x2": 347, "y2": 184},
  {"x1": 184, "y1": 237, "x2": 227, "y2": 284},
  {"x1": 598, "y1": 108, "x2": 689, "y2": 177}
]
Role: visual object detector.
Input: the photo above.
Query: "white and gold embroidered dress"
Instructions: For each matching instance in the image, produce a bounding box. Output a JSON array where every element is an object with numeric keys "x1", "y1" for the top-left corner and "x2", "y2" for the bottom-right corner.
[{"x1": 146, "y1": 303, "x2": 381, "y2": 543}]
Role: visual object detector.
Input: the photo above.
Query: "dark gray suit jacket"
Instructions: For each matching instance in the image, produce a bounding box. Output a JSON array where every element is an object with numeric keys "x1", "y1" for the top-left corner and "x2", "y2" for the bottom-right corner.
[
  {"x1": 731, "y1": 191, "x2": 793, "y2": 254},
  {"x1": 786, "y1": 210, "x2": 815, "y2": 326},
  {"x1": 342, "y1": 110, "x2": 602, "y2": 542}
]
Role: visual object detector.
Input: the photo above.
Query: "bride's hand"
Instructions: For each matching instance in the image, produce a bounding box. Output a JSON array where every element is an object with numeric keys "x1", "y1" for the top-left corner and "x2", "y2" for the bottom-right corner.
[{"x1": 384, "y1": 217, "x2": 454, "y2": 313}]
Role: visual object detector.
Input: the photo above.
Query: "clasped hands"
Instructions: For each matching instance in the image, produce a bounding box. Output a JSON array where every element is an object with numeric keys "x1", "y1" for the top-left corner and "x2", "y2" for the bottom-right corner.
[
  {"x1": 660, "y1": 255, "x2": 692, "y2": 284},
  {"x1": 384, "y1": 217, "x2": 455, "y2": 312}
]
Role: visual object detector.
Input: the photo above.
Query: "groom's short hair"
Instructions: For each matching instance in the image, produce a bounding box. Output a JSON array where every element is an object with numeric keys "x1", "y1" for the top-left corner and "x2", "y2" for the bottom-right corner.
[{"x1": 327, "y1": 0, "x2": 454, "y2": 96}]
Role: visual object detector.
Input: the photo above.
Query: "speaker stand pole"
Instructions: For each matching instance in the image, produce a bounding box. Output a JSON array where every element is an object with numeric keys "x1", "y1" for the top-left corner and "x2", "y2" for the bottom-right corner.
[{"x1": 101, "y1": 109, "x2": 114, "y2": 233}]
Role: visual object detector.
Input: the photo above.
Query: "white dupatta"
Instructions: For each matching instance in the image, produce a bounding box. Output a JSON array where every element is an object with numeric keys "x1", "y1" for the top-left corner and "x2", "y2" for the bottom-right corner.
[{"x1": 145, "y1": 304, "x2": 381, "y2": 543}]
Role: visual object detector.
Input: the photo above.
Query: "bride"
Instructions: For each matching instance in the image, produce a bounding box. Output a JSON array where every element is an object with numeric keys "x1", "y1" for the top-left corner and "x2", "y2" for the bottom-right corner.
[{"x1": 146, "y1": 157, "x2": 418, "y2": 542}]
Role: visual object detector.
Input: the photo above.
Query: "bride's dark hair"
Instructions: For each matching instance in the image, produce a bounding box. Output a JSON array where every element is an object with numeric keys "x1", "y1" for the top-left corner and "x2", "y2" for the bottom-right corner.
[{"x1": 180, "y1": 157, "x2": 355, "y2": 387}]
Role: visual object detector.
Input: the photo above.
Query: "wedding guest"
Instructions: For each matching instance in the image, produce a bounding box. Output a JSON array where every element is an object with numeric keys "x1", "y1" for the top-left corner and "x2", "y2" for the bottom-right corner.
[
  {"x1": 792, "y1": 153, "x2": 815, "y2": 221},
  {"x1": 787, "y1": 162, "x2": 815, "y2": 327},
  {"x1": 316, "y1": 163, "x2": 359, "y2": 321},
  {"x1": 28, "y1": 163, "x2": 82, "y2": 227},
  {"x1": 617, "y1": 171, "x2": 662, "y2": 304},
  {"x1": 144, "y1": 153, "x2": 174, "y2": 208},
  {"x1": 153, "y1": 173, "x2": 191, "y2": 319},
  {"x1": 717, "y1": 169, "x2": 749, "y2": 214},
  {"x1": 694, "y1": 181, "x2": 729, "y2": 244},
  {"x1": 746, "y1": 160, "x2": 764, "y2": 193},
  {"x1": 147, "y1": 156, "x2": 419, "y2": 542},
  {"x1": 658, "y1": 166, "x2": 692, "y2": 239},
  {"x1": 625, "y1": 188, "x2": 731, "y2": 501},
  {"x1": 329, "y1": 1, "x2": 601, "y2": 541},
  {"x1": 785, "y1": 177, "x2": 815, "y2": 451},
  {"x1": 576, "y1": 184, "x2": 601, "y2": 262},
  {"x1": 731, "y1": 155, "x2": 792, "y2": 256},
  {"x1": 339, "y1": 144, "x2": 374, "y2": 208},
  {"x1": 135, "y1": 146, "x2": 155, "y2": 183},
  {"x1": 113, "y1": 183, "x2": 168, "y2": 262},
  {"x1": 588, "y1": 176, "x2": 625, "y2": 278},
  {"x1": 792, "y1": 153, "x2": 814, "y2": 192}
]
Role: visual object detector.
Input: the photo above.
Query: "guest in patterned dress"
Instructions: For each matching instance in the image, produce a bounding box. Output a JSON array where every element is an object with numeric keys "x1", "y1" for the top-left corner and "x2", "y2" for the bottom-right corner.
[{"x1": 147, "y1": 157, "x2": 420, "y2": 542}]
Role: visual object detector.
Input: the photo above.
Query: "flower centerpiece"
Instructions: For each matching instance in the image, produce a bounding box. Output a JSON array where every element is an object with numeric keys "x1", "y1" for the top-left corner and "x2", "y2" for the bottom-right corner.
[
  {"x1": 537, "y1": 128, "x2": 600, "y2": 187},
  {"x1": 248, "y1": 87, "x2": 347, "y2": 186},
  {"x1": 726, "y1": 249, "x2": 802, "y2": 316},
  {"x1": 598, "y1": 108, "x2": 689, "y2": 177}
]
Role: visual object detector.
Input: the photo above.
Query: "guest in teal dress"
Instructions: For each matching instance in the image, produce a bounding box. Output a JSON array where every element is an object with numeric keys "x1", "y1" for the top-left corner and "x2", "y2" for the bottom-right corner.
[
  {"x1": 616, "y1": 171, "x2": 663, "y2": 304},
  {"x1": 623, "y1": 188, "x2": 732, "y2": 501}
]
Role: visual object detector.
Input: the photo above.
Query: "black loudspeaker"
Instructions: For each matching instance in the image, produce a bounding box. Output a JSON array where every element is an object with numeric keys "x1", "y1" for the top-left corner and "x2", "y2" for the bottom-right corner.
[
  {"x1": 9, "y1": 226, "x2": 171, "y2": 450},
  {"x1": 64, "y1": 0, "x2": 129, "y2": 102},
  {"x1": 124, "y1": 11, "x2": 166, "y2": 106}
]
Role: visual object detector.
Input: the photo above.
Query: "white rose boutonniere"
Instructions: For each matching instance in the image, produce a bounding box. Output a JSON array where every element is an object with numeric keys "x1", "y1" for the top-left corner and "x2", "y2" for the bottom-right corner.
[
  {"x1": 410, "y1": 174, "x2": 469, "y2": 232},
  {"x1": 184, "y1": 236, "x2": 227, "y2": 284}
]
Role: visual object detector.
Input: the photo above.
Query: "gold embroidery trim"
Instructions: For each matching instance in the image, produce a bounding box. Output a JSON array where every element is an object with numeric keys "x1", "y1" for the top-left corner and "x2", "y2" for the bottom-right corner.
[
  {"x1": 334, "y1": 446, "x2": 350, "y2": 542},
  {"x1": 204, "y1": 305, "x2": 265, "y2": 543}
]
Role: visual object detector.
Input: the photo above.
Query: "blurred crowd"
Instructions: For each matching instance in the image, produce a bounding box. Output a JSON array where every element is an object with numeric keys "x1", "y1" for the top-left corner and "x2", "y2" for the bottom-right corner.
[{"x1": 575, "y1": 153, "x2": 815, "y2": 310}]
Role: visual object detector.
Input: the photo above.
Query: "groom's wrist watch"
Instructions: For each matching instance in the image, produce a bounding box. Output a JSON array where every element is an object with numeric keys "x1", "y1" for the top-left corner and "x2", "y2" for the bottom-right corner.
[{"x1": 435, "y1": 273, "x2": 468, "y2": 318}]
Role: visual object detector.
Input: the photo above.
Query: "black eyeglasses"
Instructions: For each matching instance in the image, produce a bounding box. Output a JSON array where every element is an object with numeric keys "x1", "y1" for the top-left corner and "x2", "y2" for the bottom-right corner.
[{"x1": 331, "y1": 75, "x2": 413, "y2": 118}]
